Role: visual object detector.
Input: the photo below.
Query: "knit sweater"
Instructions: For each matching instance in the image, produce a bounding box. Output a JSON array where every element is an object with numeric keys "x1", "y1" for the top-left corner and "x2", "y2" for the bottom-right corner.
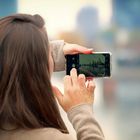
[{"x1": 0, "y1": 41, "x2": 105, "y2": 140}]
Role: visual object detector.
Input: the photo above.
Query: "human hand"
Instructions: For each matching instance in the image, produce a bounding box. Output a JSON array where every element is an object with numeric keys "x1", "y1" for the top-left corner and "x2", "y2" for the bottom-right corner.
[
  {"x1": 63, "y1": 43, "x2": 93, "y2": 55},
  {"x1": 53, "y1": 68, "x2": 96, "y2": 112}
]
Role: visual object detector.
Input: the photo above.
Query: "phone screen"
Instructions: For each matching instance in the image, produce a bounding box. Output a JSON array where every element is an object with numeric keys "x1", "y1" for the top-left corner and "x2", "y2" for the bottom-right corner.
[
  {"x1": 66, "y1": 53, "x2": 111, "y2": 77},
  {"x1": 78, "y1": 53, "x2": 110, "y2": 77}
]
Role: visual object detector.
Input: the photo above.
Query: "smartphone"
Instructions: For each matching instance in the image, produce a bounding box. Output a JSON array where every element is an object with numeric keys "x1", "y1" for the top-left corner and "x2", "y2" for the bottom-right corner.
[{"x1": 65, "y1": 52, "x2": 111, "y2": 78}]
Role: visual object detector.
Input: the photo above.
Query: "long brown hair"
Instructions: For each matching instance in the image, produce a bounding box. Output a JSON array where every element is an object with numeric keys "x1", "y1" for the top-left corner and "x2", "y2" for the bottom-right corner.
[{"x1": 0, "y1": 14, "x2": 68, "y2": 133}]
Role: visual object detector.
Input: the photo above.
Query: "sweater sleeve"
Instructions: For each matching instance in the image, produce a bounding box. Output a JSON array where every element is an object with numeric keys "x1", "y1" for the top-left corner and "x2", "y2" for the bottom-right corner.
[
  {"x1": 50, "y1": 40, "x2": 65, "y2": 71},
  {"x1": 67, "y1": 104, "x2": 105, "y2": 140}
]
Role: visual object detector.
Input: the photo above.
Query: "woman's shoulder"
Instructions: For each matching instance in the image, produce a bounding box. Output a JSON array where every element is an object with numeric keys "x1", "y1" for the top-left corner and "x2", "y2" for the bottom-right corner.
[
  {"x1": 18, "y1": 127, "x2": 73, "y2": 140},
  {"x1": 0, "y1": 127, "x2": 73, "y2": 140}
]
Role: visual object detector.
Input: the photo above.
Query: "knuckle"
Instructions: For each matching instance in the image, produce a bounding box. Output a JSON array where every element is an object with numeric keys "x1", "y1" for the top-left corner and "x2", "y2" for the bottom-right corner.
[
  {"x1": 72, "y1": 86, "x2": 78, "y2": 92},
  {"x1": 65, "y1": 88, "x2": 70, "y2": 93}
]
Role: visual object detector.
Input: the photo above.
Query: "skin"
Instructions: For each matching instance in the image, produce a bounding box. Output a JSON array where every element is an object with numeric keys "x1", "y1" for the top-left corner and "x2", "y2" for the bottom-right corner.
[
  {"x1": 53, "y1": 68, "x2": 95, "y2": 112},
  {"x1": 49, "y1": 43, "x2": 96, "y2": 112},
  {"x1": 63, "y1": 43, "x2": 93, "y2": 55}
]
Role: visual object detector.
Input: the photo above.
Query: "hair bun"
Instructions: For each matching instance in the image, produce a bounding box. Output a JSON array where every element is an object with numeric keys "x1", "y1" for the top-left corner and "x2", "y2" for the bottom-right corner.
[
  {"x1": 33, "y1": 14, "x2": 45, "y2": 28},
  {"x1": 12, "y1": 14, "x2": 45, "y2": 28}
]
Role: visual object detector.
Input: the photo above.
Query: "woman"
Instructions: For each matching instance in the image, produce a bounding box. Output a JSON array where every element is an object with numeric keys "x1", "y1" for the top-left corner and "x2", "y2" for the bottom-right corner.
[{"x1": 0, "y1": 14, "x2": 104, "y2": 140}]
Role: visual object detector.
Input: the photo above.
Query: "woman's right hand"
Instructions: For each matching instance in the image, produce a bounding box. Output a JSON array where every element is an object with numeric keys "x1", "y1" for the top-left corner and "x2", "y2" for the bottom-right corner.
[{"x1": 53, "y1": 68, "x2": 96, "y2": 112}]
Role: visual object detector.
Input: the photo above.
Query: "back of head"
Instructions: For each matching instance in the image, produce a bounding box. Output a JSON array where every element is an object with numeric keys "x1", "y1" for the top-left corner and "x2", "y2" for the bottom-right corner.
[{"x1": 0, "y1": 14, "x2": 68, "y2": 133}]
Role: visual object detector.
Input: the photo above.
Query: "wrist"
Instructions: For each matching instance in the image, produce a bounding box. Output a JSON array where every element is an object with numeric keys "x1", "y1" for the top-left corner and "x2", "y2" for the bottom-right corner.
[
  {"x1": 67, "y1": 103, "x2": 93, "y2": 114},
  {"x1": 67, "y1": 103, "x2": 93, "y2": 122}
]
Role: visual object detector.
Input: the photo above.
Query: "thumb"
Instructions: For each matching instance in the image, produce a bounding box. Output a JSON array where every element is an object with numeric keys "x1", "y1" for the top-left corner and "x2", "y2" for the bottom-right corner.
[{"x1": 52, "y1": 86, "x2": 63, "y2": 104}]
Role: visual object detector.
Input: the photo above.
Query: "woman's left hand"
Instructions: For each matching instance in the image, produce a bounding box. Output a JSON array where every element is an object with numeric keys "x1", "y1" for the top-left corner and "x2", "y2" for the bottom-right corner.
[{"x1": 63, "y1": 43, "x2": 93, "y2": 55}]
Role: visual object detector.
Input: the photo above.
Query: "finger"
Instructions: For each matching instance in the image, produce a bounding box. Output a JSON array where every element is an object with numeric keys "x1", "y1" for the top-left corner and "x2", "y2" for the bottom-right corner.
[
  {"x1": 70, "y1": 68, "x2": 78, "y2": 86},
  {"x1": 87, "y1": 80, "x2": 96, "y2": 94},
  {"x1": 78, "y1": 74, "x2": 86, "y2": 88},
  {"x1": 71, "y1": 45, "x2": 93, "y2": 54},
  {"x1": 52, "y1": 86, "x2": 63, "y2": 104},
  {"x1": 64, "y1": 75, "x2": 72, "y2": 93}
]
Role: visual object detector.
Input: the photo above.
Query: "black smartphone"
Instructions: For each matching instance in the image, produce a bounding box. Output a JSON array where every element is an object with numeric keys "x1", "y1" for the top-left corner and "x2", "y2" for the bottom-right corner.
[{"x1": 65, "y1": 53, "x2": 111, "y2": 78}]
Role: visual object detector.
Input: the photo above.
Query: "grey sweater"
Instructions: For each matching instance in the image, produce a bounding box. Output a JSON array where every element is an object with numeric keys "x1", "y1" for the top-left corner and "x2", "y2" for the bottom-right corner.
[{"x1": 0, "y1": 41, "x2": 105, "y2": 140}]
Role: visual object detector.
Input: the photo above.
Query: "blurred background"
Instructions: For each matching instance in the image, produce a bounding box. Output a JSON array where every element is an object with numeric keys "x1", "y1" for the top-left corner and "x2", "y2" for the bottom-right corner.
[{"x1": 0, "y1": 0, "x2": 140, "y2": 139}]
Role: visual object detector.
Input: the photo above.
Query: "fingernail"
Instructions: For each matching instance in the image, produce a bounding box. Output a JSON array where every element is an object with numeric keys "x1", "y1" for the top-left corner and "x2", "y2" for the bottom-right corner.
[{"x1": 72, "y1": 68, "x2": 76, "y2": 71}]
